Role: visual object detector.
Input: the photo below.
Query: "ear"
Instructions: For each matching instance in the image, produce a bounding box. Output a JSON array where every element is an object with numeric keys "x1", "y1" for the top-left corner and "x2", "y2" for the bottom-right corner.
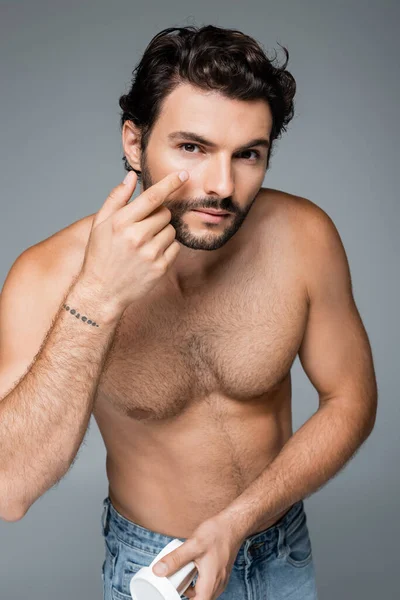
[{"x1": 122, "y1": 120, "x2": 142, "y2": 172}]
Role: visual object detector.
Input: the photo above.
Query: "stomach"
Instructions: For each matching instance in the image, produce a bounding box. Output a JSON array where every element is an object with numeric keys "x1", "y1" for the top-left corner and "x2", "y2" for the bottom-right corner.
[{"x1": 96, "y1": 383, "x2": 293, "y2": 538}]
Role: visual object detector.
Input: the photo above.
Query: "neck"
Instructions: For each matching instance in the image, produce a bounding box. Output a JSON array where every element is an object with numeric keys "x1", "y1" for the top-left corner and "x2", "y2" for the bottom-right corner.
[{"x1": 170, "y1": 244, "x2": 214, "y2": 280}]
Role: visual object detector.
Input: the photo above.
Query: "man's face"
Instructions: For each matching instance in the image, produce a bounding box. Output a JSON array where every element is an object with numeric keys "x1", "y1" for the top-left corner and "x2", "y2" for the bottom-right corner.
[{"x1": 139, "y1": 83, "x2": 272, "y2": 251}]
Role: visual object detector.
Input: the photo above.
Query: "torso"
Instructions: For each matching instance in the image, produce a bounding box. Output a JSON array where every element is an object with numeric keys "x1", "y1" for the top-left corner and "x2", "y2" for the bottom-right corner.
[{"x1": 52, "y1": 187, "x2": 309, "y2": 538}]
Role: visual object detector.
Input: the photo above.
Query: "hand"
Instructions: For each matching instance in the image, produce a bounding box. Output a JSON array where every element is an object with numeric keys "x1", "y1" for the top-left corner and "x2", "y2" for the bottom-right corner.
[
  {"x1": 78, "y1": 169, "x2": 189, "y2": 315},
  {"x1": 152, "y1": 516, "x2": 243, "y2": 600}
]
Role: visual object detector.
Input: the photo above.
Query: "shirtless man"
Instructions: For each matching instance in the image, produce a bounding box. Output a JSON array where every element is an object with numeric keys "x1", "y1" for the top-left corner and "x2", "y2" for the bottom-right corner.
[{"x1": 0, "y1": 25, "x2": 377, "y2": 600}]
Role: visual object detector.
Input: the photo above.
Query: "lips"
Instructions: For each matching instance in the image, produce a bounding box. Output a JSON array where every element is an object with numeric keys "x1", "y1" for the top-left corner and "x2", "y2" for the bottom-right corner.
[{"x1": 193, "y1": 209, "x2": 230, "y2": 216}]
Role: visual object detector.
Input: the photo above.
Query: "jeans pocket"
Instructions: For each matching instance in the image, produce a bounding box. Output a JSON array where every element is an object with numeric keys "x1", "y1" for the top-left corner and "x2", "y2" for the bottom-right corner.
[
  {"x1": 121, "y1": 558, "x2": 148, "y2": 595},
  {"x1": 284, "y1": 508, "x2": 313, "y2": 568},
  {"x1": 111, "y1": 586, "x2": 132, "y2": 600},
  {"x1": 113, "y1": 540, "x2": 159, "y2": 598},
  {"x1": 115, "y1": 559, "x2": 195, "y2": 600}
]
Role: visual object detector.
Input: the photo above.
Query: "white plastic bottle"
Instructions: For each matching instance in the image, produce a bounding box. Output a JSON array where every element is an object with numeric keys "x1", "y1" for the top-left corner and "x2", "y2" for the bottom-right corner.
[{"x1": 129, "y1": 538, "x2": 198, "y2": 600}]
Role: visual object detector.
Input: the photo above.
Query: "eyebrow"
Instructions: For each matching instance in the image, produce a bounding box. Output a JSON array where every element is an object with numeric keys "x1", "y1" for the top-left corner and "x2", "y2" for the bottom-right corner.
[{"x1": 167, "y1": 130, "x2": 270, "y2": 153}]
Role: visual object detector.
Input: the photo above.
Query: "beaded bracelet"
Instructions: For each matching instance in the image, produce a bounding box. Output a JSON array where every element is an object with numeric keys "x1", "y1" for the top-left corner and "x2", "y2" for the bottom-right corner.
[{"x1": 63, "y1": 303, "x2": 100, "y2": 327}]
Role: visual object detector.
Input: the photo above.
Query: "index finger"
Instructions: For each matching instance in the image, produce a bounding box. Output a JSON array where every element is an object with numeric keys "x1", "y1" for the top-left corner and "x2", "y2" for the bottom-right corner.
[
  {"x1": 152, "y1": 537, "x2": 197, "y2": 577},
  {"x1": 122, "y1": 170, "x2": 189, "y2": 222}
]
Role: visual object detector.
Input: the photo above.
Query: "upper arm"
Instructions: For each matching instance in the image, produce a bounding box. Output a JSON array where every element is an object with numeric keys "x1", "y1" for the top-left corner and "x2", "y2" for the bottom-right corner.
[
  {"x1": 297, "y1": 201, "x2": 377, "y2": 424},
  {"x1": 0, "y1": 246, "x2": 68, "y2": 402}
]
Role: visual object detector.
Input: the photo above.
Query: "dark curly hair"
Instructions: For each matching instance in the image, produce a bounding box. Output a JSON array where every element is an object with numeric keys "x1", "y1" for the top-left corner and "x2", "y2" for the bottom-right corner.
[{"x1": 119, "y1": 24, "x2": 296, "y2": 180}]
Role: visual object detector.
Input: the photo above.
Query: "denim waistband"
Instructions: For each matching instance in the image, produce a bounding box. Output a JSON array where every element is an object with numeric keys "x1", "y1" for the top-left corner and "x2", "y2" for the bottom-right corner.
[{"x1": 101, "y1": 496, "x2": 305, "y2": 568}]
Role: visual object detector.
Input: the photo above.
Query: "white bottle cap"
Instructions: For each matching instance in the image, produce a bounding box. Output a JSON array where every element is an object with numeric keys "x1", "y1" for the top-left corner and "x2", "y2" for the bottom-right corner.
[{"x1": 129, "y1": 539, "x2": 197, "y2": 600}]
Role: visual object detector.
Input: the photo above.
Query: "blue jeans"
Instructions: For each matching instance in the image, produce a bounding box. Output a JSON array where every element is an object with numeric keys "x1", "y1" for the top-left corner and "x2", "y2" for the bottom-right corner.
[{"x1": 101, "y1": 496, "x2": 318, "y2": 599}]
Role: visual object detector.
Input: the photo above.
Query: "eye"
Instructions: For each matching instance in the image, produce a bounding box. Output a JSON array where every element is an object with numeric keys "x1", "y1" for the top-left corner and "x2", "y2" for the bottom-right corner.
[
  {"x1": 179, "y1": 143, "x2": 201, "y2": 154},
  {"x1": 178, "y1": 143, "x2": 261, "y2": 161},
  {"x1": 239, "y1": 149, "x2": 261, "y2": 161}
]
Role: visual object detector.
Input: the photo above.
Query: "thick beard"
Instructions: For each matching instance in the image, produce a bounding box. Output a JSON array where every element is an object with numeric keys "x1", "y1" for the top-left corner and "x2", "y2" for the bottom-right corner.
[{"x1": 139, "y1": 152, "x2": 254, "y2": 251}]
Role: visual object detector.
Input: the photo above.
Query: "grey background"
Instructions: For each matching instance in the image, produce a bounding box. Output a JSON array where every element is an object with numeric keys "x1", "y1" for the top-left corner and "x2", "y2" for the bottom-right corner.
[{"x1": 0, "y1": 0, "x2": 398, "y2": 598}]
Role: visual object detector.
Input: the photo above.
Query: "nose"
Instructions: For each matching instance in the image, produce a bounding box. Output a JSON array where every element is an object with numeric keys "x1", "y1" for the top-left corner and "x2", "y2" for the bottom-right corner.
[{"x1": 203, "y1": 155, "x2": 235, "y2": 199}]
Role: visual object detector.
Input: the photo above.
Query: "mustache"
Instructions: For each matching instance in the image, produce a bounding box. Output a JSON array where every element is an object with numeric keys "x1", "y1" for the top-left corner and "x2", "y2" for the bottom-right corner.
[{"x1": 170, "y1": 198, "x2": 234, "y2": 213}]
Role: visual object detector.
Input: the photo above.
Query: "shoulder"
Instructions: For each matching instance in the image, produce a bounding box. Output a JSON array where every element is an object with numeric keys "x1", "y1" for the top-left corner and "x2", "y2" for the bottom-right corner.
[
  {"x1": 257, "y1": 186, "x2": 331, "y2": 222},
  {"x1": 257, "y1": 186, "x2": 341, "y2": 245},
  {"x1": 8, "y1": 213, "x2": 95, "y2": 291},
  {"x1": 40, "y1": 212, "x2": 95, "y2": 260},
  {"x1": 256, "y1": 187, "x2": 350, "y2": 299}
]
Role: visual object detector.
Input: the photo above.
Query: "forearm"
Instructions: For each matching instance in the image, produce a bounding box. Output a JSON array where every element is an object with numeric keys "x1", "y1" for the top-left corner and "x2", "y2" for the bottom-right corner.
[
  {"x1": 0, "y1": 278, "x2": 122, "y2": 520},
  {"x1": 219, "y1": 398, "x2": 376, "y2": 540}
]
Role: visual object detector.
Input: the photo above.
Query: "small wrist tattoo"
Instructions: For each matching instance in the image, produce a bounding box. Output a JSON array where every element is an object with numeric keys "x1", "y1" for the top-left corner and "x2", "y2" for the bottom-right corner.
[{"x1": 63, "y1": 304, "x2": 100, "y2": 327}]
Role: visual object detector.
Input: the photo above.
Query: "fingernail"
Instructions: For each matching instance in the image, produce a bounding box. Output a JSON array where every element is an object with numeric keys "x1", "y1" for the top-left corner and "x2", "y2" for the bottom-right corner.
[
  {"x1": 179, "y1": 170, "x2": 189, "y2": 182},
  {"x1": 123, "y1": 171, "x2": 135, "y2": 184},
  {"x1": 153, "y1": 562, "x2": 167, "y2": 575}
]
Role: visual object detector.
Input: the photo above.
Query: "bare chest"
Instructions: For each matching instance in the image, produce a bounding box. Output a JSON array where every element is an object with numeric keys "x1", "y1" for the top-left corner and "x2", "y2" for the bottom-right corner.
[{"x1": 96, "y1": 239, "x2": 308, "y2": 422}]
